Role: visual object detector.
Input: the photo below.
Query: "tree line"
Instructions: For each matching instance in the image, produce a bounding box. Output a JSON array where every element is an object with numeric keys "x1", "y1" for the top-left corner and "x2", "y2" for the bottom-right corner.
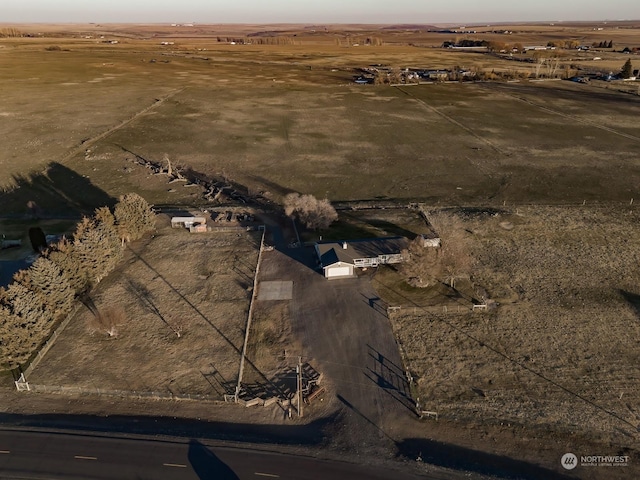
[
  {"x1": 0, "y1": 193, "x2": 155, "y2": 370},
  {"x1": 594, "y1": 40, "x2": 614, "y2": 48},
  {"x1": 0, "y1": 28, "x2": 22, "y2": 38},
  {"x1": 215, "y1": 36, "x2": 298, "y2": 45}
]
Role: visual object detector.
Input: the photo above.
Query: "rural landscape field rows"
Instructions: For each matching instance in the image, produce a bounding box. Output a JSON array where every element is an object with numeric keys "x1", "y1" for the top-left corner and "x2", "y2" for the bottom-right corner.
[{"x1": 1, "y1": 20, "x2": 640, "y2": 480}]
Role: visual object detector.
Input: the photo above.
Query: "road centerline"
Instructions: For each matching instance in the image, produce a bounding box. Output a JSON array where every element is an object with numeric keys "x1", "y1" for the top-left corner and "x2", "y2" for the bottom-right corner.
[
  {"x1": 74, "y1": 455, "x2": 98, "y2": 460},
  {"x1": 0, "y1": 450, "x2": 10, "y2": 454},
  {"x1": 255, "y1": 473, "x2": 280, "y2": 478},
  {"x1": 163, "y1": 463, "x2": 187, "y2": 468}
]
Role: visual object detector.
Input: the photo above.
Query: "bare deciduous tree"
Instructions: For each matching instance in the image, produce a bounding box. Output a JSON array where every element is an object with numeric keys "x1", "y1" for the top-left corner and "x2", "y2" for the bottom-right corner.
[
  {"x1": 428, "y1": 212, "x2": 474, "y2": 288},
  {"x1": 400, "y1": 237, "x2": 443, "y2": 288},
  {"x1": 91, "y1": 306, "x2": 125, "y2": 338},
  {"x1": 401, "y1": 212, "x2": 474, "y2": 289},
  {"x1": 284, "y1": 193, "x2": 338, "y2": 230}
]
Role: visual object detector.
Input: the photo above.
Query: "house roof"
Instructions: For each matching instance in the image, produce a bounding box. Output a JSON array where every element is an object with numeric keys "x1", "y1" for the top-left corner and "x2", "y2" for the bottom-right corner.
[{"x1": 315, "y1": 237, "x2": 409, "y2": 267}]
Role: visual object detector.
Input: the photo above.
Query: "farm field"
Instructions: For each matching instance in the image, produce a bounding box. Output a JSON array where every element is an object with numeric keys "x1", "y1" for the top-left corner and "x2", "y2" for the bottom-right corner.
[
  {"x1": 2, "y1": 23, "x2": 640, "y2": 478},
  {"x1": 5, "y1": 80, "x2": 638, "y2": 210},
  {"x1": 28, "y1": 217, "x2": 261, "y2": 398},
  {"x1": 1, "y1": 31, "x2": 639, "y2": 210},
  {"x1": 380, "y1": 204, "x2": 640, "y2": 448}
]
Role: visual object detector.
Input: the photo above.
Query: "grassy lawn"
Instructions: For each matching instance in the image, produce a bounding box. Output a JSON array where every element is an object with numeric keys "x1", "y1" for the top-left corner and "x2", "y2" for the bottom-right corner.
[
  {"x1": 379, "y1": 205, "x2": 640, "y2": 444},
  {"x1": 28, "y1": 219, "x2": 261, "y2": 398}
]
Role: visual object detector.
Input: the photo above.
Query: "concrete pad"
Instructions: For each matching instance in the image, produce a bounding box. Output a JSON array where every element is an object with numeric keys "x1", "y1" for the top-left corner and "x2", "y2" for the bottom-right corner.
[{"x1": 257, "y1": 280, "x2": 293, "y2": 301}]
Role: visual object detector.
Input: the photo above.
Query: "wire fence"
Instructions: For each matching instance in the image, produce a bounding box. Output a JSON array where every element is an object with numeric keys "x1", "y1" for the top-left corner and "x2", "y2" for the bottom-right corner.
[
  {"x1": 27, "y1": 383, "x2": 227, "y2": 403},
  {"x1": 23, "y1": 302, "x2": 82, "y2": 378}
]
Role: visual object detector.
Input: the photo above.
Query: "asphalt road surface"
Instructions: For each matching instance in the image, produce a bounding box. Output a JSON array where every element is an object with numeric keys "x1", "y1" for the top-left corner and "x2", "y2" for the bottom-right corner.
[
  {"x1": 0, "y1": 429, "x2": 424, "y2": 480},
  {"x1": 259, "y1": 243, "x2": 414, "y2": 454}
]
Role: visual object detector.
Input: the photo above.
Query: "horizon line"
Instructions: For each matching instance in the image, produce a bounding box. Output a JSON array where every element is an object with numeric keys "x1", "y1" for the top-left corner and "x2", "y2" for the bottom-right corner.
[{"x1": 1, "y1": 19, "x2": 639, "y2": 26}]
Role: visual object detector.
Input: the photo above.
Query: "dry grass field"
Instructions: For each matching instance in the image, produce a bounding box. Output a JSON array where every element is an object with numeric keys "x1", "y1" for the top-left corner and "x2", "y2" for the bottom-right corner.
[
  {"x1": 28, "y1": 217, "x2": 261, "y2": 397},
  {"x1": 2, "y1": 23, "x2": 640, "y2": 476},
  {"x1": 1, "y1": 25, "x2": 639, "y2": 209},
  {"x1": 381, "y1": 204, "x2": 640, "y2": 446}
]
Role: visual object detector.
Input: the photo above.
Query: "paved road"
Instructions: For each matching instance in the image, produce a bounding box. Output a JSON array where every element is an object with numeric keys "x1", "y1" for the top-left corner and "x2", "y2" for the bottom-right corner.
[{"x1": 0, "y1": 429, "x2": 424, "y2": 480}]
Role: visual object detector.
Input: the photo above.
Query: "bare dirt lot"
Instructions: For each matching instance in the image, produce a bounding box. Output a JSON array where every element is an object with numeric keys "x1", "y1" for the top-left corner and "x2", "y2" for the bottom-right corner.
[
  {"x1": 28, "y1": 216, "x2": 261, "y2": 398},
  {"x1": 378, "y1": 205, "x2": 640, "y2": 453}
]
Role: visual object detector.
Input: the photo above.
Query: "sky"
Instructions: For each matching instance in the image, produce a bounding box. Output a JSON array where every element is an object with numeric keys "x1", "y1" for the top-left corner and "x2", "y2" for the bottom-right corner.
[{"x1": 1, "y1": 0, "x2": 639, "y2": 24}]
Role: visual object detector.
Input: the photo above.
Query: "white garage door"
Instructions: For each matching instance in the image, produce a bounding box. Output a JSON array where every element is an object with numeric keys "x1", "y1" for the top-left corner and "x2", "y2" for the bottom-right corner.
[{"x1": 327, "y1": 266, "x2": 351, "y2": 278}]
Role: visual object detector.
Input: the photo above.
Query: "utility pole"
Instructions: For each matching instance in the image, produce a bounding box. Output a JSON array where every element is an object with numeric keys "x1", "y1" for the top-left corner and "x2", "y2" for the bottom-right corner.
[{"x1": 297, "y1": 356, "x2": 303, "y2": 418}]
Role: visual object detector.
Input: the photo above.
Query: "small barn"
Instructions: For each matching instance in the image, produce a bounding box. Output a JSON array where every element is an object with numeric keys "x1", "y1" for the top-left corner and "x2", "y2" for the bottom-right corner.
[{"x1": 315, "y1": 237, "x2": 409, "y2": 279}]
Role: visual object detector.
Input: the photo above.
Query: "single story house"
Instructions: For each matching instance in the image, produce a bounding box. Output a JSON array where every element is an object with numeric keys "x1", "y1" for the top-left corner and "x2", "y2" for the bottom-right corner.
[{"x1": 315, "y1": 237, "x2": 409, "y2": 279}]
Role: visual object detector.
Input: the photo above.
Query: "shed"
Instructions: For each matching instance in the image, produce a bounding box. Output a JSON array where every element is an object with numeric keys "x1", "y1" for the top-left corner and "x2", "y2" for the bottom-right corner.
[{"x1": 171, "y1": 216, "x2": 206, "y2": 229}]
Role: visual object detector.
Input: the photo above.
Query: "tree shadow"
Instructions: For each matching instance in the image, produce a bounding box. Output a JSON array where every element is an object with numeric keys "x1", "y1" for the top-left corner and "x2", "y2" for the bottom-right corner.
[
  {"x1": 620, "y1": 290, "x2": 640, "y2": 321},
  {"x1": 125, "y1": 245, "x2": 285, "y2": 399},
  {"x1": 0, "y1": 163, "x2": 115, "y2": 288},
  {"x1": 0, "y1": 411, "x2": 333, "y2": 446},
  {"x1": 245, "y1": 173, "x2": 297, "y2": 199},
  {"x1": 0, "y1": 162, "x2": 115, "y2": 217},
  {"x1": 124, "y1": 276, "x2": 181, "y2": 336},
  {"x1": 78, "y1": 292, "x2": 99, "y2": 317},
  {"x1": 397, "y1": 438, "x2": 575, "y2": 480},
  {"x1": 355, "y1": 217, "x2": 418, "y2": 240},
  {"x1": 188, "y1": 439, "x2": 239, "y2": 480}
]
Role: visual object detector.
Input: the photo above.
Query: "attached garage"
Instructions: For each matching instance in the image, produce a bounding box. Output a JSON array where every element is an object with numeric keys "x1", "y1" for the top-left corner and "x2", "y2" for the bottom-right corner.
[
  {"x1": 315, "y1": 237, "x2": 409, "y2": 280},
  {"x1": 324, "y1": 262, "x2": 355, "y2": 279}
]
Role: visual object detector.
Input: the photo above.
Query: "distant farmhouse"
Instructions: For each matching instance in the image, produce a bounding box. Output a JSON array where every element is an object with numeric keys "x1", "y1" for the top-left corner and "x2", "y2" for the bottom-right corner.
[{"x1": 315, "y1": 237, "x2": 409, "y2": 279}]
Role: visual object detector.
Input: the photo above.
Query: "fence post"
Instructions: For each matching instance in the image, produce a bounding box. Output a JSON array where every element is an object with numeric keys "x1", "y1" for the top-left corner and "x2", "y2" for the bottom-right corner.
[{"x1": 14, "y1": 373, "x2": 30, "y2": 391}]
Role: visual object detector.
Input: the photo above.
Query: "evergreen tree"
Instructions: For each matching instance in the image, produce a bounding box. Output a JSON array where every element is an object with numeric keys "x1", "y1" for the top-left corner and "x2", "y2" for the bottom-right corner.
[
  {"x1": 0, "y1": 282, "x2": 54, "y2": 368},
  {"x1": 0, "y1": 302, "x2": 18, "y2": 368},
  {"x1": 114, "y1": 193, "x2": 156, "y2": 243},
  {"x1": 74, "y1": 209, "x2": 122, "y2": 284},
  {"x1": 46, "y1": 238, "x2": 89, "y2": 295},
  {"x1": 22, "y1": 257, "x2": 74, "y2": 317},
  {"x1": 28, "y1": 227, "x2": 47, "y2": 252},
  {"x1": 621, "y1": 58, "x2": 633, "y2": 79}
]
